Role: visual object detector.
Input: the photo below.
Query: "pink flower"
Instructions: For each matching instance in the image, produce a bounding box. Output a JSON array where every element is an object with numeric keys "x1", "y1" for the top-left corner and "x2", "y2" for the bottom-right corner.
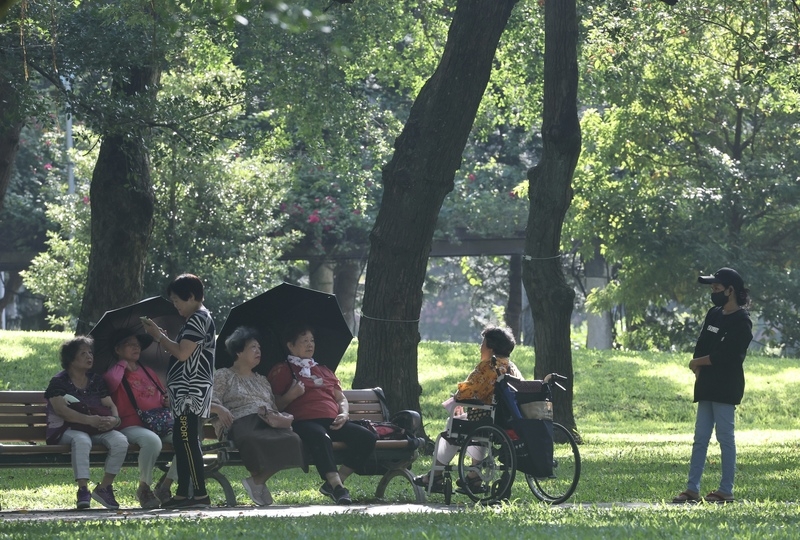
[
  {"x1": 308, "y1": 213, "x2": 321, "y2": 224},
  {"x1": 82, "y1": 196, "x2": 90, "y2": 204},
  {"x1": 44, "y1": 163, "x2": 53, "y2": 171},
  {"x1": 468, "y1": 173, "x2": 476, "y2": 182}
]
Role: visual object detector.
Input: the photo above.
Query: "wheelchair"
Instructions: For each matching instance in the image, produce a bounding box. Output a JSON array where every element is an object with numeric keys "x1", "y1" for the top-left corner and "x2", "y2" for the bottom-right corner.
[{"x1": 421, "y1": 373, "x2": 580, "y2": 505}]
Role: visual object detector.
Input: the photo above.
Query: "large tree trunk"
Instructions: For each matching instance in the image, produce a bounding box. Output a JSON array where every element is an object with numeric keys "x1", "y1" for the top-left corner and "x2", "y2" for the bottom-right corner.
[
  {"x1": 0, "y1": 76, "x2": 23, "y2": 211},
  {"x1": 309, "y1": 260, "x2": 335, "y2": 293},
  {"x1": 585, "y1": 242, "x2": 613, "y2": 349},
  {"x1": 505, "y1": 254, "x2": 523, "y2": 342},
  {"x1": 353, "y1": 0, "x2": 518, "y2": 415},
  {"x1": 76, "y1": 66, "x2": 159, "y2": 334},
  {"x1": 522, "y1": 0, "x2": 581, "y2": 439},
  {"x1": 334, "y1": 259, "x2": 361, "y2": 334}
]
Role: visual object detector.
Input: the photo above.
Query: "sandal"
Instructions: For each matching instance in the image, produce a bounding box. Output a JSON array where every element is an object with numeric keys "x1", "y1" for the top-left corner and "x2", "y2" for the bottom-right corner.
[
  {"x1": 412, "y1": 474, "x2": 445, "y2": 493},
  {"x1": 704, "y1": 490, "x2": 734, "y2": 503},
  {"x1": 456, "y1": 475, "x2": 488, "y2": 495},
  {"x1": 672, "y1": 490, "x2": 701, "y2": 504}
]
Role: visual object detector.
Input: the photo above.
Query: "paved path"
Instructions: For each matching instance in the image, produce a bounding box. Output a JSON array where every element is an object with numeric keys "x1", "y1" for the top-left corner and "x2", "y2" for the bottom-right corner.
[
  {"x1": 0, "y1": 503, "x2": 466, "y2": 523},
  {"x1": 0, "y1": 502, "x2": 664, "y2": 523}
]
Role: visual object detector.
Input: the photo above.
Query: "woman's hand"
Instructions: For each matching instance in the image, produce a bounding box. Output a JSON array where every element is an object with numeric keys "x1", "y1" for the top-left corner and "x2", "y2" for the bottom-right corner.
[
  {"x1": 95, "y1": 415, "x2": 118, "y2": 432},
  {"x1": 216, "y1": 407, "x2": 234, "y2": 429},
  {"x1": 141, "y1": 318, "x2": 165, "y2": 342},
  {"x1": 330, "y1": 412, "x2": 348, "y2": 430},
  {"x1": 287, "y1": 380, "x2": 305, "y2": 400},
  {"x1": 689, "y1": 355, "x2": 710, "y2": 375}
]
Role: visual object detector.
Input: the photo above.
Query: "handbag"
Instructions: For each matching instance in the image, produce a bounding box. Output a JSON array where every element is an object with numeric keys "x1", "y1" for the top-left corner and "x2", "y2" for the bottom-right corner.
[
  {"x1": 46, "y1": 396, "x2": 112, "y2": 444},
  {"x1": 257, "y1": 405, "x2": 294, "y2": 429},
  {"x1": 66, "y1": 398, "x2": 112, "y2": 435},
  {"x1": 120, "y1": 368, "x2": 174, "y2": 437}
]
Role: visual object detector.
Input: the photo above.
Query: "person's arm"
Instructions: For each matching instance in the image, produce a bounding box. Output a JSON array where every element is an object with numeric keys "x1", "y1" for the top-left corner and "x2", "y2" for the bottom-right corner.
[
  {"x1": 142, "y1": 316, "x2": 200, "y2": 362},
  {"x1": 49, "y1": 396, "x2": 116, "y2": 431},
  {"x1": 329, "y1": 388, "x2": 349, "y2": 430},
  {"x1": 691, "y1": 315, "x2": 753, "y2": 373},
  {"x1": 455, "y1": 361, "x2": 487, "y2": 401},
  {"x1": 274, "y1": 380, "x2": 305, "y2": 410},
  {"x1": 99, "y1": 395, "x2": 122, "y2": 430},
  {"x1": 157, "y1": 335, "x2": 199, "y2": 362},
  {"x1": 269, "y1": 364, "x2": 305, "y2": 411},
  {"x1": 103, "y1": 360, "x2": 127, "y2": 392},
  {"x1": 210, "y1": 402, "x2": 234, "y2": 430},
  {"x1": 689, "y1": 355, "x2": 711, "y2": 373}
]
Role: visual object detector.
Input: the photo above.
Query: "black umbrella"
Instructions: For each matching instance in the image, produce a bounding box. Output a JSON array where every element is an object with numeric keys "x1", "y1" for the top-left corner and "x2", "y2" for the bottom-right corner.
[
  {"x1": 88, "y1": 296, "x2": 185, "y2": 376},
  {"x1": 216, "y1": 283, "x2": 353, "y2": 375}
]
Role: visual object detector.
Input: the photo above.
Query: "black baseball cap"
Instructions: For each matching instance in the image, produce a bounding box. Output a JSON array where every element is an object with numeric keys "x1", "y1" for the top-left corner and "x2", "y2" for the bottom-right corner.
[{"x1": 698, "y1": 267, "x2": 744, "y2": 291}]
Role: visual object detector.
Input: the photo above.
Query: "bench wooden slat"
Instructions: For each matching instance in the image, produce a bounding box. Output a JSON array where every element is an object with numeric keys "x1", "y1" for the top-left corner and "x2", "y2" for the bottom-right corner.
[
  {"x1": 344, "y1": 389, "x2": 385, "y2": 402},
  {"x1": 0, "y1": 391, "x2": 47, "y2": 404},
  {"x1": 0, "y1": 416, "x2": 48, "y2": 426},
  {"x1": 0, "y1": 404, "x2": 47, "y2": 415},
  {"x1": 348, "y1": 402, "x2": 384, "y2": 414}
]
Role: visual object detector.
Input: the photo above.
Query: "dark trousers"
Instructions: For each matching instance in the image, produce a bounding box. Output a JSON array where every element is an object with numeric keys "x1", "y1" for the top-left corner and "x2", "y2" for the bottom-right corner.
[
  {"x1": 173, "y1": 412, "x2": 207, "y2": 498},
  {"x1": 292, "y1": 418, "x2": 378, "y2": 479}
]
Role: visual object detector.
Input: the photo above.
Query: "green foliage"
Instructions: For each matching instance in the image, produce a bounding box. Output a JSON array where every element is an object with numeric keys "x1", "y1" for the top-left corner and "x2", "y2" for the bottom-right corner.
[
  {"x1": 147, "y1": 142, "x2": 297, "y2": 317},
  {"x1": 570, "y1": 0, "x2": 800, "y2": 349},
  {"x1": 20, "y1": 195, "x2": 91, "y2": 330},
  {"x1": 0, "y1": 124, "x2": 61, "y2": 253}
]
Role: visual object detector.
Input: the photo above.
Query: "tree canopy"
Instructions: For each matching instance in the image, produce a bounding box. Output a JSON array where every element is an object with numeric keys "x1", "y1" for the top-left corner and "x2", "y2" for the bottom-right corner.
[{"x1": 3, "y1": 0, "x2": 799, "y2": 357}]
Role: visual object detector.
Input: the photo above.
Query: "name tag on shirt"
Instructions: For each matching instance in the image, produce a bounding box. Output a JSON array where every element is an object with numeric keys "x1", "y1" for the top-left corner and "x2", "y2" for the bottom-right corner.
[{"x1": 707, "y1": 325, "x2": 720, "y2": 333}]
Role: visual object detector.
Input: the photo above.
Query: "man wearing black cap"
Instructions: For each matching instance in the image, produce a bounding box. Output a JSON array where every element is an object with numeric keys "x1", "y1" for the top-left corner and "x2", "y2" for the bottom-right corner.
[{"x1": 672, "y1": 267, "x2": 752, "y2": 504}]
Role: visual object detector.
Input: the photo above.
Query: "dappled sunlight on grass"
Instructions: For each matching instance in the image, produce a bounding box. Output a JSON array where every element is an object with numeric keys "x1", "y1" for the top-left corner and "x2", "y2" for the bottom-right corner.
[{"x1": 0, "y1": 331, "x2": 72, "y2": 389}]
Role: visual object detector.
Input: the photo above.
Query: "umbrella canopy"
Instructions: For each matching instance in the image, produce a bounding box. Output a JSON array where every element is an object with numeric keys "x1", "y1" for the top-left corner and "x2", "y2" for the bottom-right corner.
[
  {"x1": 216, "y1": 283, "x2": 353, "y2": 375},
  {"x1": 88, "y1": 296, "x2": 184, "y2": 376}
]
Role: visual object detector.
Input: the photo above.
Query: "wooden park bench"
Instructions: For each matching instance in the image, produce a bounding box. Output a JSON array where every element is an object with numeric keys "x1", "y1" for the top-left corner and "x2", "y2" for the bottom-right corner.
[{"x1": 0, "y1": 388, "x2": 426, "y2": 508}]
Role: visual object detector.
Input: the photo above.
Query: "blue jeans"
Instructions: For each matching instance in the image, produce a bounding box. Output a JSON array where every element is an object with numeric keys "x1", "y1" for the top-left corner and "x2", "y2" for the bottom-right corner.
[{"x1": 687, "y1": 401, "x2": 736, "y2": 495}]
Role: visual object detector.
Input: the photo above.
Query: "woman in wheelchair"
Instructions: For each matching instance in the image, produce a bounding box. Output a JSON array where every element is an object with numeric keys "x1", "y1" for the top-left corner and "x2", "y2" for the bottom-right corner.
[{"x1": 414, "y1": 326, "x2": 546, "y2": 494}]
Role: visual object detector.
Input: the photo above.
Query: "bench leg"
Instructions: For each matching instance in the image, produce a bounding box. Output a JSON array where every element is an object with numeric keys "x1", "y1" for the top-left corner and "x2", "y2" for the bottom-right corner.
[
  {"x1": 205, "y1": 468, "x2": 237, "y2": 507},
  {"x1": 375, "y1": 467, "x2": 426, "y2": 504}
]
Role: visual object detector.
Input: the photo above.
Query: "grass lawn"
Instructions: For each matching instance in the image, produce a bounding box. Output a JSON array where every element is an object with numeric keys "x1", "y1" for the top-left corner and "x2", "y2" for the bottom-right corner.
[{"x1": 1, "y1": 330, "x2": 800, "y2": 538}]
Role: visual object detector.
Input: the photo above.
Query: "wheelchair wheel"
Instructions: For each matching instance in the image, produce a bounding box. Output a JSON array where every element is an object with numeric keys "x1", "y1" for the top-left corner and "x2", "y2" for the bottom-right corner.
[
  {"x1": 525, "y1": 422, "x2": 580, "y2": 504},
  {"x1": 457, "y1": 424, "x2": 516, "y2": 505}
]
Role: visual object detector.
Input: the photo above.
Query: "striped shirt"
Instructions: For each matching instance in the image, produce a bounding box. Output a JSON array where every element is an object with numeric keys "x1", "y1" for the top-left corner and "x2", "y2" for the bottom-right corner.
[{"x1": 167, "y1": 308, "x2": 215, "y2": 417}]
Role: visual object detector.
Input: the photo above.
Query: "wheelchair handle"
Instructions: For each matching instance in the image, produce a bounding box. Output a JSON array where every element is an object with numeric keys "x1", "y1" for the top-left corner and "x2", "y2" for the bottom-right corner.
[{"x1": 545, "y1": 373, "x2": 568, "y2": 392}]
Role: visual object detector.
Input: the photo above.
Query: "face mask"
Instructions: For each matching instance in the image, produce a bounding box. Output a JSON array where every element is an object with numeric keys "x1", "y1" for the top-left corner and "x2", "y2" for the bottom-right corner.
[{"x1": 711, "y1": 290, "x2": 728, "y2": 307}]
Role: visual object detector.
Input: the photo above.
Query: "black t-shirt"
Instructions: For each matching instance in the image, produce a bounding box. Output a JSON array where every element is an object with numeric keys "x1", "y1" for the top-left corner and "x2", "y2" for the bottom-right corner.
[{"x1": 693, "y1": 306, "x2": 753, "y2": 405}]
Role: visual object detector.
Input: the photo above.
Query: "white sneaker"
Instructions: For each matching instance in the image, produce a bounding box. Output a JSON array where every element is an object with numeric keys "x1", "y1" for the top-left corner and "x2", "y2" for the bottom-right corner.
[{"x1": 242, "y1": 477, "x2": 272, "y2": 506}]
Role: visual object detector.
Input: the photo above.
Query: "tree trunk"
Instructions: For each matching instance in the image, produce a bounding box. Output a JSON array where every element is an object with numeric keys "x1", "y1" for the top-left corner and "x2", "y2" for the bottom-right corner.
[
  {"x1": 353, "y1": 0, "x2": 518, "y2": 416},
  {"x1": 309, "y1": 260, "x2": 334, "y2": 293},
  {"x1": 76, "y1": 66, "x2": 159, "y2": 334},
  {"x1": 505, "y1": 254, "x2": 523, "y2": 342},
  {"x1": 334, "y1": 259, "x2": 361, "y2": 335},
  {"x1": 522, "y1": 0, "x2": 581, "y2": 439},
  {"x1": 0, "y1": 76, "x2": 23, "y2": 211},
  {"x1": 585, "y1": 242, "x2": 613, "y2": 349},
  {"x1": 0, "y1": 270, "x2": 22, "y2": 312}
]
